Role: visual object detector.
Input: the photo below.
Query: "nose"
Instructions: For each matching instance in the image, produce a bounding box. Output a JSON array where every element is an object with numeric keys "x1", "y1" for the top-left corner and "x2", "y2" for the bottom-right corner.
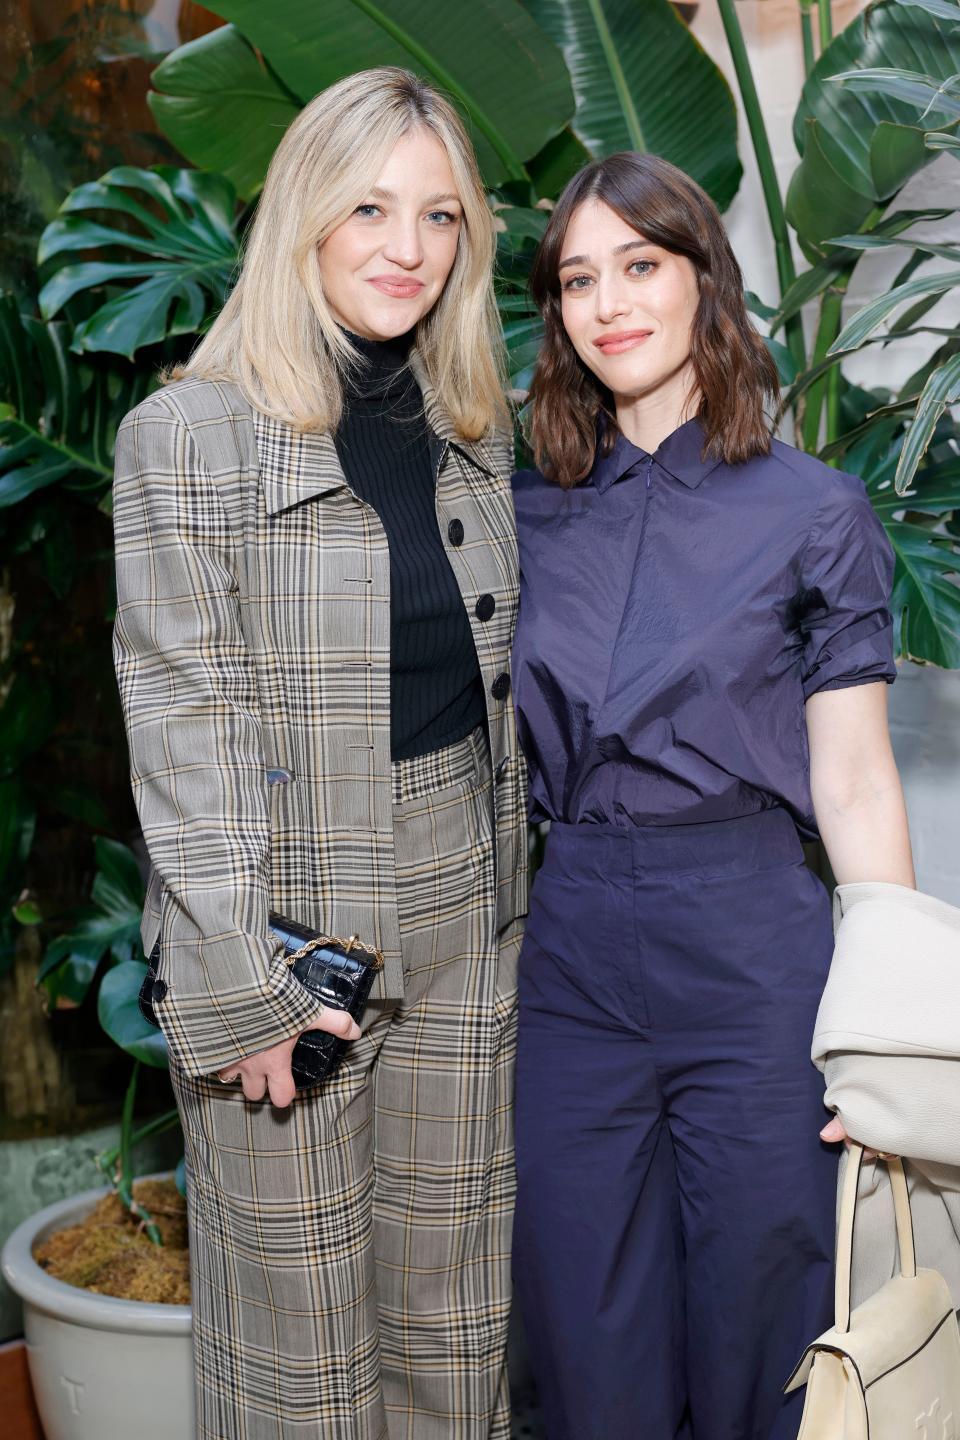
[
  {"x1": 382, "y1": 215, "x2": 424, "y2": 271},
  {"x1": 594, "y1": 269, "x2": 630, "y2": 325}
]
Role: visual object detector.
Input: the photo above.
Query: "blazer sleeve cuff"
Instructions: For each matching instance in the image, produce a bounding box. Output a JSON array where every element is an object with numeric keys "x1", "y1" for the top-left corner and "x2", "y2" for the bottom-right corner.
[{"x1": 152, "y1": 940, "x2": 326, "y2": 1078}]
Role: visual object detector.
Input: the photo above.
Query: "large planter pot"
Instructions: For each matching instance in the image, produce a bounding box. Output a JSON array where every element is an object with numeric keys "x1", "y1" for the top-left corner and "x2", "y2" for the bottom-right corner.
[{"x1": 0, "y1": 1181, "x2": 194, "y2": 1440}]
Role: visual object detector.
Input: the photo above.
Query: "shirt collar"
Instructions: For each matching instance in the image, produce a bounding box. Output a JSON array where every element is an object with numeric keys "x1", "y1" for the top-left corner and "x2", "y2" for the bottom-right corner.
[{"x1": 590, "y1": 415, "x2": 724, "y2": 493}]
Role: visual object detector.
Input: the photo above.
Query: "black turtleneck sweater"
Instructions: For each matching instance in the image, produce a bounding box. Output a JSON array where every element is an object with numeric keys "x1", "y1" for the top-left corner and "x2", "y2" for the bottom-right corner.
[{"x1": 333, "y1": 330, "x2": 486, "y2": 762}]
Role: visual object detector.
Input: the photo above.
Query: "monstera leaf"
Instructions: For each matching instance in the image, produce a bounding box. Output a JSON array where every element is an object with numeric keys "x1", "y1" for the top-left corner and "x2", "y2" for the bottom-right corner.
[
  {"x1": 520, "y1": 0, "x2": 742, "y2": 208},
  {"x1": 0, "y1": 293, "x2": 145, "y2": 507},
  {"x1": 787, "y1": 0, "x2": 960, "y2": 248},
  {"x1": 150, "y1": 0, "x2": 575, "y2": 191},
  {"x1": 38, "y1": 166, "x2": 240, "y2": 357}
]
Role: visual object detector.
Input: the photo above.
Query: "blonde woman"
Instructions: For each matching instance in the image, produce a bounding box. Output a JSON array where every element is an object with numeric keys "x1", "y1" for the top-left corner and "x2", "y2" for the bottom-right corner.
[{"x1": 112, "y1": 69, "x2": 527, "y2": 1440}]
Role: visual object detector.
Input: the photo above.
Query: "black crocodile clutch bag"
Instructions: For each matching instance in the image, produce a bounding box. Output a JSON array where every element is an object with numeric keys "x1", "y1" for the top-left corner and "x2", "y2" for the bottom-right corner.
[{"x1": 137, "y1": 912, "x2": 383, "y2": 1090}]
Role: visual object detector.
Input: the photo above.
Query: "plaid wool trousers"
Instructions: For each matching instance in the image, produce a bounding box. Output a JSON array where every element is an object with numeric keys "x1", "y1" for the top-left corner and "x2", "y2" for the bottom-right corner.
[{"x1": 170, "y1": 728, "x2": 520, "y2": 1440}]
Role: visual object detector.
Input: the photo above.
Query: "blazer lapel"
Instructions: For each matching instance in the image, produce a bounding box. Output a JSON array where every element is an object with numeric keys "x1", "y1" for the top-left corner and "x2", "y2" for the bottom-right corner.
[
  {"x1": 252, "y1": 410, "x2": 347, "y2": 516},
  {"x1": 409, "y1": 350, "x2": 500, "y2": 481}
]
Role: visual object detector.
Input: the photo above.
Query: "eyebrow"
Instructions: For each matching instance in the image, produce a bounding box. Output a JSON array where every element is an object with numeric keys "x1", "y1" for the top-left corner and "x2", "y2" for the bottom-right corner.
[
  {"x1": 368, "y1": 186, "x2": 462, "y2": 206},
  {"x1": 558, "y1": 238, "x2": 651, "y2": 271}
]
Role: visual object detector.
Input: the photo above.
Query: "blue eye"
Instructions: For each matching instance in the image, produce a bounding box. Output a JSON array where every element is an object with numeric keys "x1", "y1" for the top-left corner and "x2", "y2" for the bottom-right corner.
[
  {"x1": 629, "y1": 259, "x2": 657, "y2": 277},
  {"x1": 561, "y1": 274, "x2": 593, "y2": 292},
  {"x1": 427, "y1": 210, "x2": 459, "y2": 226},
  {"x1": 354, "y1": 204, "x2": 381, "y2": 218}
]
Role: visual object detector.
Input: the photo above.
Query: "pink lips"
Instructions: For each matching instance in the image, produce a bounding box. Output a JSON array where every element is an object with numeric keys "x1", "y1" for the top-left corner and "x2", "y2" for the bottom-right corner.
[
  {"x1": 367, "y1": 275, "x2": 425, "y2": 299},
  {"x1": 593, "y1": 330, "x2": 653, "y2": 354}
]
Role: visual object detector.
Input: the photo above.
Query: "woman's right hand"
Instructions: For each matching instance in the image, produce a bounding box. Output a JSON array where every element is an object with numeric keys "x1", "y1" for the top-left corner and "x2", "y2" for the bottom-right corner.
[{"x1": 216, "y1": 1008, "x2": 361, "y2": 1108}]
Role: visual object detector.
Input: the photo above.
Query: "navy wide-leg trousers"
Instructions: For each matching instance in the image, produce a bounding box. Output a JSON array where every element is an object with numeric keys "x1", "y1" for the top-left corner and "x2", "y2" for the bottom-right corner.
[{"x1": 512, "y1": 809, "x2": 838, "y2": 1440}]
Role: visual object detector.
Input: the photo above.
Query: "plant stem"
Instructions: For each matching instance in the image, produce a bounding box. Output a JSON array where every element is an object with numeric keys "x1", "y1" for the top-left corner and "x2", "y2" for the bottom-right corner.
[
  {"x1": 799, "y1": 3, "x2": 816, "y2": 77},
  {"x1": 801, "y1": 279, "x2": 850, "y2": 456},
  {"x1": 817, "y1": 0, "x2": 833, "y2": 49},
  {"x1": 717, "y1": 0, "x2": 807, "y2": 378},
  {"x1": 117, "y1": 1060, "x2": 140, "y2": 1211},
  {"x1": 96, "y1": 1107, "x2": 182, "y2": 1175}
]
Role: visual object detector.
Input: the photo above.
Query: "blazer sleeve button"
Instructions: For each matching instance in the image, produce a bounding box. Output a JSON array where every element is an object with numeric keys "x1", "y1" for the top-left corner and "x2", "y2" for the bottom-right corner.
[
  {"x1": 448, "y1": 518, "x2": 465, "y2": 547},
  {"x1": 475, "y1": 594, "x2": 496, "y2": 622},
  {"x1": 491, "y1": 672, "x2": 511, "y2": 701},
  {"x1": 151, "y1": 978, "x2": 168, "y2": 1003}
]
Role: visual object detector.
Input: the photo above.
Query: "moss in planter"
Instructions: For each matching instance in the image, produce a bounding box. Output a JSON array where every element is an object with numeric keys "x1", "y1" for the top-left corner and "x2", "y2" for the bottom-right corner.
[{"x1": 32, "y1": 1177, "x2": 190, "y2": 1305}]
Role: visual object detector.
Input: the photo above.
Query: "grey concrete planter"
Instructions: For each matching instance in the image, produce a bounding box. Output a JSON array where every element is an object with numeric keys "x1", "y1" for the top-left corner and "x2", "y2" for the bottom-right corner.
[{"x1": 1, "y1": 1181, "x2": 194, "y2": 1440}]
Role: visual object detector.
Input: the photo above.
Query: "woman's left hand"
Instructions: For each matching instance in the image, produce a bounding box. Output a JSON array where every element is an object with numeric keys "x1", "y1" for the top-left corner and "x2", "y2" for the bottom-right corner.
[{"x1": 820, "y1": 1114, "x2": 880, "y2": 1160}]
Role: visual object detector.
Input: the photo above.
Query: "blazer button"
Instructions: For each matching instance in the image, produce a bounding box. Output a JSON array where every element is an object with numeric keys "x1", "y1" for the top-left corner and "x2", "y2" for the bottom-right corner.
[
  {"x1": 491, "y1": 672, "x2": 511, "y2": 701},
  {"x1": 475, "y1": 594, "x2": 496, "y2": 622},
  {"x1": 448, "y1": 518, "x2": 464, "y2": 547},
  {"x1": 151, "y1": 977, "x2": 168, "y2": 1003}
]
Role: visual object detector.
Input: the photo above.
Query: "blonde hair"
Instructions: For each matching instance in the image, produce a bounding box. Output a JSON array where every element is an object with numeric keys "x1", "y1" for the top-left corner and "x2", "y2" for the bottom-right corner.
[{"x1": 175, "y1": 68, "x2": 506, "y2": 438}]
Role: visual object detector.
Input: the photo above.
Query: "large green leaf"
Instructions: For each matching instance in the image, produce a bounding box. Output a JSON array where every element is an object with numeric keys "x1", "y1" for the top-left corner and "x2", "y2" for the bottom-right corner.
[
  {"x1": 155, "y1": 0, "x2": 575, "y2": 189},
  {"x1": 520, "y1": 0, "x2": 741, "y2": 208},
  {"x1": 99, "y1": 962, "x2": 170, "y2": 1068},
  {"x1": 0, "y1": 294, "x2": 145, "y2": 508},
  {"x1": 149, "y1": 27, "x2": 300, "y2": 200},
  {"x1": 888, "y1": 521, "x2": 960, "y2": 666},
  {"x1": 37, "y1": 167, "x2": 240, "y2": 358},
  {"x1": 787, "y1": 0, "x2": 960, "y2": 246}
]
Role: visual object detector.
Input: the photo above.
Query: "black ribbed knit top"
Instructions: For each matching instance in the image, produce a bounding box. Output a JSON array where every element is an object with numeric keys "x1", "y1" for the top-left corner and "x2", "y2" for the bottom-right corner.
[{"x1": 333, "y1": 330, "x2": 486, "y2": 762}]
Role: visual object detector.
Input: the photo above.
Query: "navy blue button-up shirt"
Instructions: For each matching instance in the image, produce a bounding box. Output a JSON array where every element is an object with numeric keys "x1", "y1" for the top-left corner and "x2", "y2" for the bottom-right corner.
[{"x1": 511, "y1": 417, "x2": 896, "y2": 838}]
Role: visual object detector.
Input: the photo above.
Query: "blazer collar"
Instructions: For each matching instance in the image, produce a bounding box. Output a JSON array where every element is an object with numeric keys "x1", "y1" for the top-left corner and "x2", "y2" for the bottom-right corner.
[
  {"x1": 408, "y1": 350, "x2": 500, "y2": 480},
  {"x1": 253, "y1": 348, "x2": 497, "y2": 517}
]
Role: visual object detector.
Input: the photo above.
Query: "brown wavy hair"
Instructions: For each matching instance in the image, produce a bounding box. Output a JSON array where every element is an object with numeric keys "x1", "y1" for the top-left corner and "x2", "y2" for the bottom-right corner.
[{"x1": 528, "y1": 153, "x2": 779, "y2": 487}]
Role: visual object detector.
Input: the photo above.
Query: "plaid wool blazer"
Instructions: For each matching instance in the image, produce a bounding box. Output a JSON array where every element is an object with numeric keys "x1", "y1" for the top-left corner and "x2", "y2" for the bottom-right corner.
[{"x1": 112, "y1": 363, "x2": 528, "y2": 1077}]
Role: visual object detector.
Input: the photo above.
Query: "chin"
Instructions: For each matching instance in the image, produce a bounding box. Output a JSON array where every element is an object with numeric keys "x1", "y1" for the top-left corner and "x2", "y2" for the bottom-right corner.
[{"x1": 354, "y1": 295, "x2": 434, "y2": 342}]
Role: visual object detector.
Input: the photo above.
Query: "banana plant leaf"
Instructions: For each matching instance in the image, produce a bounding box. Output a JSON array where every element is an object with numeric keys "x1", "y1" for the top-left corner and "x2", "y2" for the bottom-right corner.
[
  {"x1": 153, "y1": 0, "x2": 575, "y2": 191},
  {"x1": 520, "y1": 0, "x2": 741, "y2": 209},
  {"x1": 38, "y1": 167, "x2": 240, "y2": 358},
  {"x1": 787, "y1": 0, "x2": 960, "y2": 247},
  {"x1": 0, "y1": 294, "x2": 146, "y2": 508},
  {"x1": 149, "y1": 27, "x2": 300, "y2": 200}
]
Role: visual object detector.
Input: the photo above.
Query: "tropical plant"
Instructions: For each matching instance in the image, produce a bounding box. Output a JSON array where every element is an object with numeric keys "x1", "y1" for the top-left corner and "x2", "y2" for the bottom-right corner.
[
  {"x1": 718, "y1": 0, "x2": 960, "y2": 668},
  {"x1": 38, "y1": 836, "x2": 181, "y2": 1236}
]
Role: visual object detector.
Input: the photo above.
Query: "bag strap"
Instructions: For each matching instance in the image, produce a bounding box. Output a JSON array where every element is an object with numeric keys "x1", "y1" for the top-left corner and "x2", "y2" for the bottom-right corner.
[{"x1": 835, "y1": 1142, "x2": 917, "y2": 1333}]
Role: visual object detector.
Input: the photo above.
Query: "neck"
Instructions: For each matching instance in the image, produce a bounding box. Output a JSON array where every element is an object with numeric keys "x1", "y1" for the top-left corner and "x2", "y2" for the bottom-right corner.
[{"x1": 613, "y1": 364, "x2": 699, "y2": 454}]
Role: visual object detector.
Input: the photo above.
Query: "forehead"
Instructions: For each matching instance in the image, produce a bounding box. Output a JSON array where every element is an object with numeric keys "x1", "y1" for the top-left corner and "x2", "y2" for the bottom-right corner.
[
  {"x1": 372, "y1": 127, "x2": 458, "y2": 195},
  {"x1": 561, "y1": 198, "x2": 646, "y2": 259}
]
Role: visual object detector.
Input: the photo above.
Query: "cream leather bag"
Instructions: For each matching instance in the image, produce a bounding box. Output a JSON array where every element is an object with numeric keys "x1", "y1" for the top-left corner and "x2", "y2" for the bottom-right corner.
[{"x1": 785, "y1": 1144, "x2": 960, "y2": 1438}]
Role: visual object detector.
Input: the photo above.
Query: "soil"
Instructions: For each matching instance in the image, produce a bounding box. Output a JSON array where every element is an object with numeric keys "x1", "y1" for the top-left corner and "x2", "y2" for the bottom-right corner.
[{"x1": 32, "y1": 1176, "x2": 190, "y2": 1304}]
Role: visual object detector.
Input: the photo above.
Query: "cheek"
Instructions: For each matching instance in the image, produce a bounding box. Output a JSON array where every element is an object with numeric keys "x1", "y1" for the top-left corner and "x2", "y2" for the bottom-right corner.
[
  {"x1": 425, "y1": 228, "x2": 460, "y2": 286},
  {"x1": 318, "y1": 229, "x2": 367, "y2": 284},
  {"x1": 560, "y1": 294, "x2": 590, "y2": 350}
]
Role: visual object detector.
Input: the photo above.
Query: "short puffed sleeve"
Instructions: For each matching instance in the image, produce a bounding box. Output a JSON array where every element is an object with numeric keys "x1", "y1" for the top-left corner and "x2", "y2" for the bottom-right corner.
[{"x1": 798, "y1": 472, "x2": 896, "y2": 700}]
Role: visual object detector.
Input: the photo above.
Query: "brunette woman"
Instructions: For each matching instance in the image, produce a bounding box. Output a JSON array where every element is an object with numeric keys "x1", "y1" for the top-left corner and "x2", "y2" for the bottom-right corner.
[
  {"x1": 112, "y1": 69, "x2": 525, "y2": 1440},
  {"x1": 510, "y1": 153, "x2": 914, "y2": 1440}
]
